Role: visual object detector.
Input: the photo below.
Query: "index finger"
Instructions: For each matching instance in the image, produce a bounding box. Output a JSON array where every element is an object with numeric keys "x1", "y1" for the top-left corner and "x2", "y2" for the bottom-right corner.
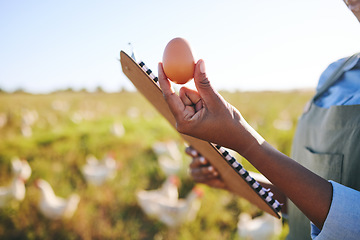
[
  {"x1": 157, "y1": 62, "x2": 174, "y2": 96},
  {"x1": 158, "y1": 62, "x2": 186, "y2": 118}
]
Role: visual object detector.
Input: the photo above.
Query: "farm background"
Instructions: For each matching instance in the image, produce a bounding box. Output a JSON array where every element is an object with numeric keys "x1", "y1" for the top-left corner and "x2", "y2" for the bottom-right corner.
[{"x1": 0, "y1": 89, "x2": 313, "y2": 240}]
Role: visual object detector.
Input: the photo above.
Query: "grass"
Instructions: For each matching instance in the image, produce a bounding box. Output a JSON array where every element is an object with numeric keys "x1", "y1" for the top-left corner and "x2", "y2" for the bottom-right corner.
[{"x1": 0, "y1": 90, "x2": 313, "y2": 239}]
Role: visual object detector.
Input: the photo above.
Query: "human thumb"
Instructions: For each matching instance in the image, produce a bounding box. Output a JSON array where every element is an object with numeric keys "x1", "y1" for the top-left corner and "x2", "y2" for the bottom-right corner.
[{"x1": 194, "y1": 59, "x2": 218, "y2": 103}]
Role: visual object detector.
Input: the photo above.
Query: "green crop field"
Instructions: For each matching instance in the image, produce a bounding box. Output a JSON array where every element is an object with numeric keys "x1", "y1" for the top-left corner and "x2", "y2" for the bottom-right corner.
[{"x1": 0, "y1": 90, "x2": 313, "y2": 240}]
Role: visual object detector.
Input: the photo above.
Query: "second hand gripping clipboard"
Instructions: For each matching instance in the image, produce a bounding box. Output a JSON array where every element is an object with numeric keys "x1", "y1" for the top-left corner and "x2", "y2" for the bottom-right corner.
[{"x1": 120, "y1": 50, "x2": 281, "y2": 218}]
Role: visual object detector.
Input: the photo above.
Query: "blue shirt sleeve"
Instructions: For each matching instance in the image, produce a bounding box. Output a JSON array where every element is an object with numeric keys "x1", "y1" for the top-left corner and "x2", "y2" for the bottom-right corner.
[
  {"x1": 314, "y1": 55, "x2": 360, "y2": 108},
  {"x1": 311, "y1": 181, "x2": 360, "y2": 239}
]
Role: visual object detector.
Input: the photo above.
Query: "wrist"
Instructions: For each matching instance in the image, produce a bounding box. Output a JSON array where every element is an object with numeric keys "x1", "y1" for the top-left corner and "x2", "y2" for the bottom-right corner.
[{"x1": 231, "y1": 117, "x2": 265, "y2": 158}]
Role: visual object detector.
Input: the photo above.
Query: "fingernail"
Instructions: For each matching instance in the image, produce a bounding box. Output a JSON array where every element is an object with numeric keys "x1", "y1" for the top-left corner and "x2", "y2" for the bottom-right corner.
[
  {"x1": 199, "y1": 60, "x2": 206, "y2": 74},
  {"x1": 199, "y1": 156, "x2": 206, "y2": 164},
  {"x1": 213, "y1": 171, "x2": 218, "y2": 176},
  {"x1": 208, "y1": 166, "x2": 214, "y2": 172}
]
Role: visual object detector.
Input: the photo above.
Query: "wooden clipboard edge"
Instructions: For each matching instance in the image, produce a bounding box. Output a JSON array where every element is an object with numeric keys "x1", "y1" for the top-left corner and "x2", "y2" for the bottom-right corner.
[{"x1": 120, "y1": 50, "x2": 280, "y2": 218}]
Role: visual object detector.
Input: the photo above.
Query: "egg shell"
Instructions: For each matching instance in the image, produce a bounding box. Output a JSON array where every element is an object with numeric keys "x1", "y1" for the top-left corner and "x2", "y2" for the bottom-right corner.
[{"x1": 162, "y1": 38, "x2": 195, "y2": 84}]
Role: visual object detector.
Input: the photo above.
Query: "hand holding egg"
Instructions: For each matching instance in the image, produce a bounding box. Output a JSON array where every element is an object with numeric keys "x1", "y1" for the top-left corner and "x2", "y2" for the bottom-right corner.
[
  {"x1": 159, "y1": 50, "x2": 246, "y2": 154},
  {"x1": 162, "y1": 38, "x2": 195, "y2": 84}
]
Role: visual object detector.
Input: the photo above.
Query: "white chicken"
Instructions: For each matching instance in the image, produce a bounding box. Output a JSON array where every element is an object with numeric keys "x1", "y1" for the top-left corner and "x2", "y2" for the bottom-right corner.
[
  {"x1": 81, "y1": 154, "x2": 118, "y2": 186},
  {"x1": 157, "y1": 155, "x2": 182, "y2": 176},
  {"x1": 110, "y1": 122, "x2": 125, "y2": 137},
  {"x1": 0, "y1": 158, "x2": 30, "y2": 208},
  {"x1": 156, "y1": 186, "x2": 204, "y2": 228},
  {"x1": 35, "y1": 179, "x2": 80, "y2": 220},
  {"x1": 21, "y1": 124, "x2": 32, "y2": 137},
  {"x1": 0, "y1": 176, "x2": 26, "y2": 208},
  {"x1": 237, "y1": 212, "x2": 282, "y2": 240},
  {"x1": 11, "y1": 157, "x2": 32, "y2": 181},
  {"x1": 152, "y1": 141, "x2": 182, "y2": 175},
  {"x1": 136, "y1": 175, "x2": 180, "y2": 217}
]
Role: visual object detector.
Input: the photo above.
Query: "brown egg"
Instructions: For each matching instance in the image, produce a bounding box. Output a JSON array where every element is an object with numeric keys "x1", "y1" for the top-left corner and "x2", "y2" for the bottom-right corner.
[{"x1": 162, "y1": 38, "x2": 195, "y2": 84}]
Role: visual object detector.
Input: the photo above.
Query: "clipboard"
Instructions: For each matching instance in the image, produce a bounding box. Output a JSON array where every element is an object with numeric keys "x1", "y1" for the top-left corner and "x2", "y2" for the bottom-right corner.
[{"x1": 120, "y1": 50, "x2": 281, "y2": 218}]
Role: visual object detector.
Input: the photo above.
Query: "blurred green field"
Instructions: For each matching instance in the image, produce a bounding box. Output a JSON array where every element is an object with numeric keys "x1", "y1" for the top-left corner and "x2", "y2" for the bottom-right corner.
[{"x1": 0, "y1": 90, "x2": 313, "y2": 240}]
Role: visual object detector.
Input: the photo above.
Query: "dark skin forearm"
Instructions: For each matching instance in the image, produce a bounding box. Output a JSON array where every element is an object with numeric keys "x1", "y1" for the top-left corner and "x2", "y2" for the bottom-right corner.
[{"x1": 237, "y1": 139, "x2": 332, "y2": 229}]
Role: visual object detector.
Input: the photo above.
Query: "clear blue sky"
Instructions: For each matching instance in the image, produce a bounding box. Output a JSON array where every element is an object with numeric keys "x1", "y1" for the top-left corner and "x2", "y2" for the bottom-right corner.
[{"x1": 1, "y1": 0, "x2": 359, "y2": 93}]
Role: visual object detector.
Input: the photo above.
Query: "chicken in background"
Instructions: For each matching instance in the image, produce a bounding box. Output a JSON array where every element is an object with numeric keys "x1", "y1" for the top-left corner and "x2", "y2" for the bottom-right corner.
[
  {"x1": 156, "y1": 186, "x2": 204, "y2": 228},
  {"x1": 136, "y1": 175, "x2": 180, "y2": 217},
  {"x1": 152, "y1": 141, "x2": 183, "y2": 176},
  {"x1": 0, "y1": 176, "x2": 26, "y2": 208},
  {"x1": 237, "y1": 212, "x2": 283, "y2": 240},
  {"x1": 110, "y1": 122, "x2": 125, "y2": 137},
  {"x1": 35, "y1": 179, "x2": 80, "y2": 220},
  {"x1": 0, "y1": 157, "x2": 31, "y2": 208},
  {"x1": 11, "y1": 157, "x2": 32, "y2": 181},
  {"x1": 81, "y1": 153, "x2": 120, "y2": 186}
]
